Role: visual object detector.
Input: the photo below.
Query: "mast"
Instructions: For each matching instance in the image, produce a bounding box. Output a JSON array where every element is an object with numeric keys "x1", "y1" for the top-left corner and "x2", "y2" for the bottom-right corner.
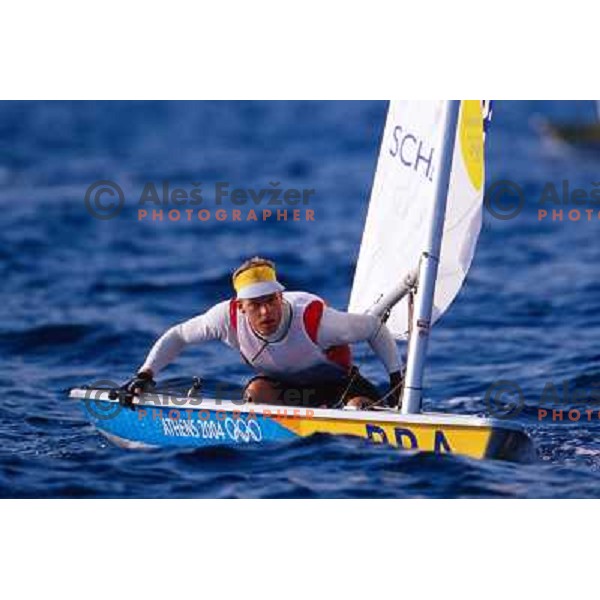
[{"x1": 401, "y1": 100, "x2": 461, "y2": 415}]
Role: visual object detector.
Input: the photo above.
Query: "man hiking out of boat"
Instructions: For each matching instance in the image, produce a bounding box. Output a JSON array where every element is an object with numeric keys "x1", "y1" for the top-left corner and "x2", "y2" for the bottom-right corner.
[{"x1": 128, "y1": 257, "x2": 404, "y2": 409}]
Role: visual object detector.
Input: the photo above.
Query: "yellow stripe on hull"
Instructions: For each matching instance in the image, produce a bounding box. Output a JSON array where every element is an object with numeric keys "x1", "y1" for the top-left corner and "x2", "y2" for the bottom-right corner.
[{"x1": 279, "y1": 415, "x2": 532, "y2": 462}]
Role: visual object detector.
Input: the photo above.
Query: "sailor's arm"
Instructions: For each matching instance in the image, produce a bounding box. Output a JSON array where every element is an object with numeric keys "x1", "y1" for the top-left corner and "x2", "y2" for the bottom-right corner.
[
  {"x1": 317, "y1": 307, "x2": 404, "y2": 404},
  {"x1": 318, "y1": 308, "x2": 402, "y2": 372},
  {"x1": 138, "y1": 300, "x2": 234, "y2": 378}
]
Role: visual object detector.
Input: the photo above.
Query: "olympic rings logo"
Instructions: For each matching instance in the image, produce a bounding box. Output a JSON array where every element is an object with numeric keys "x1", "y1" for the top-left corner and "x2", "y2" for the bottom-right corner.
[{"x1": 224, "y1": 418, "x2": 262, "y2": 443}]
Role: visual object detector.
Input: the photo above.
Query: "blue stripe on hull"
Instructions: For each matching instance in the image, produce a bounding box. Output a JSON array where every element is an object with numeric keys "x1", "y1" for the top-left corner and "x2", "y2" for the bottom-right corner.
[{"x1": 80, "y1": 400, "x2": 297, "y2": 447}]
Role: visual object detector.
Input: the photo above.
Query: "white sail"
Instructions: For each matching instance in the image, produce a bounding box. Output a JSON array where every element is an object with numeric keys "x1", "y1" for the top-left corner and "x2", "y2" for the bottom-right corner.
[{"x1": 349, "y1": 100, "x2": 486, "y2": 339}]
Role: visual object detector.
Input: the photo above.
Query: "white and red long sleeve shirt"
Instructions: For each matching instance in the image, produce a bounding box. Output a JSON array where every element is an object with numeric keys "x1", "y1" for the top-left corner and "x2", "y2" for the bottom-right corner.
[{"x1": 141, "y1": 291, "x2": 402, "y2": 385}]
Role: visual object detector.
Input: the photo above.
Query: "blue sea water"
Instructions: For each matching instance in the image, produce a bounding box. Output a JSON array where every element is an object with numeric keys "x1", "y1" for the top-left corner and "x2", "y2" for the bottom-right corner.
[{"x1": 1, "y1": 100, "x2": 600, "y2": 498}]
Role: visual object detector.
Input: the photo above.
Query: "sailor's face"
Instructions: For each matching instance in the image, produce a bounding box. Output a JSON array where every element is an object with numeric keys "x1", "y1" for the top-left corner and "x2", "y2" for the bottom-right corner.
[{"x1": 239, "y1": 293, "x2": 283, "y2": 336}]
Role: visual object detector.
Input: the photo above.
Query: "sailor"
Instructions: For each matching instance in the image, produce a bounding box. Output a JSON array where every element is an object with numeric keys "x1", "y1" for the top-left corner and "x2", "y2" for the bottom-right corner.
[{"x1": 128, "y1": 257, "x2": 404, "y2": 409}]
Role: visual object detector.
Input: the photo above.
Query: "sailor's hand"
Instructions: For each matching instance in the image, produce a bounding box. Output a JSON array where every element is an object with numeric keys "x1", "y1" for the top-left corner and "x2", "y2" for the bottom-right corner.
[
  {"x1": 125, "y1": 370, "x2": 155, "y2": 396},
  {"x1": 388, "y1": 370, "x2": 404, "y2": 408}
]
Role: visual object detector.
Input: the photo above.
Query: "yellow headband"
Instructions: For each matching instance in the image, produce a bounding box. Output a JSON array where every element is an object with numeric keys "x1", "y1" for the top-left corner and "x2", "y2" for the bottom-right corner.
[{"x1": 233, "y1": 265, "x2": 277, "y2": 292}]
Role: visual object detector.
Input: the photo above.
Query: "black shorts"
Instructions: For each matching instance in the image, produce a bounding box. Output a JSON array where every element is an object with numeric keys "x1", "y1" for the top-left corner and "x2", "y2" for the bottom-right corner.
[{"x1": 243, "y1": 369, "x2": 381, "y2": 408}]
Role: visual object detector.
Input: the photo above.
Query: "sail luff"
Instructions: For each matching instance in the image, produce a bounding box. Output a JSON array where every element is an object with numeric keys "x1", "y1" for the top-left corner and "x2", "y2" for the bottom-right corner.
[{"x1": 401, "y1": 101, "x2": 461, "y2": 414}]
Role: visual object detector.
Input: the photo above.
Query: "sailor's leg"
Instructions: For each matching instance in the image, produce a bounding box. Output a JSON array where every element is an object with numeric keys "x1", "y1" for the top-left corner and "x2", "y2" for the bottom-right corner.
[
  {"x1": 340, "y1": 369, "x2": 381, "y2": 410},
  {"x1": 344, "y1": 395, "x2": 370, "y2": 409},
  {"x1": 243, "y1": 376, "x2": 282, "y2": 405}
]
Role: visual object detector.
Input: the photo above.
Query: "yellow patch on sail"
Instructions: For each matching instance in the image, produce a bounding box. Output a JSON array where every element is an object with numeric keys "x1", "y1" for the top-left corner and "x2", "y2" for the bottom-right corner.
[{"x1": 459, "y1": 100, "x2": 484, "y2": 191}]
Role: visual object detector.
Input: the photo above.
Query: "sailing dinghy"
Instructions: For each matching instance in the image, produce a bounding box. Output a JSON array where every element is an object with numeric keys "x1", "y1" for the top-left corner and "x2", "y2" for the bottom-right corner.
[
  {"x1": 535, "y1": 100, "x2": 600, "y2": 151},
  {"x1": 69, "y1": 101, "x2": 534, "y2": 461}
]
